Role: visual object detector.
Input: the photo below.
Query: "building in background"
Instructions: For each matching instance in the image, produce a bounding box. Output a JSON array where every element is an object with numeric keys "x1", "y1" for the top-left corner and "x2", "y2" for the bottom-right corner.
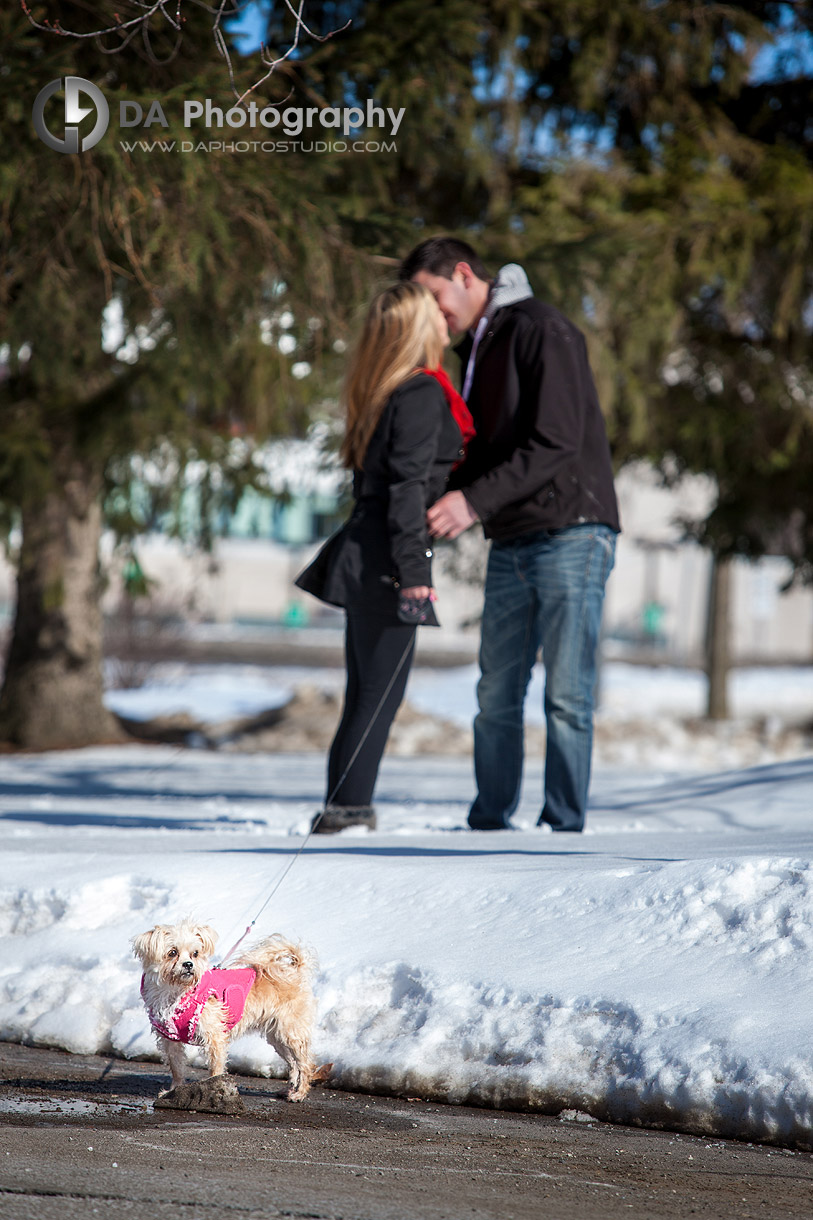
[{"x1": 0, "y1": 449, "x2": 810, "y2": 666}]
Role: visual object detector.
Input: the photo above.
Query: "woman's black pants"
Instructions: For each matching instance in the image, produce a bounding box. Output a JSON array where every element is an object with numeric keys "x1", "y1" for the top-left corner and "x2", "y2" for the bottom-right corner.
[{"x1": 326, "y1": 614, "x2": 416, "y2": 808}]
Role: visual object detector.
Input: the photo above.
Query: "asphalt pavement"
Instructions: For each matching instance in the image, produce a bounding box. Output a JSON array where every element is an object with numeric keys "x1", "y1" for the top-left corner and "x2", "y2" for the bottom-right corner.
[{"x1": 1, "y1": 1044, "x2": 812, "y2": 1220}]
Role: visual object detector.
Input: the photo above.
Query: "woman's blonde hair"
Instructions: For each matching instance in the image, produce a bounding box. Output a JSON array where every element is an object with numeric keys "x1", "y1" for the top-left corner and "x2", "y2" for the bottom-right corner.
[{"x1": 340, "y1": 281, "x2": 444, "y2": 469}]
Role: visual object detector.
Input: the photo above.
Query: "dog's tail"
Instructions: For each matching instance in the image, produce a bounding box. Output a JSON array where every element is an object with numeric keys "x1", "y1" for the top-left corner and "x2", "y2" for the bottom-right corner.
[{"x1": 236, "y1": 933, "x2": 317, "y2": 982}]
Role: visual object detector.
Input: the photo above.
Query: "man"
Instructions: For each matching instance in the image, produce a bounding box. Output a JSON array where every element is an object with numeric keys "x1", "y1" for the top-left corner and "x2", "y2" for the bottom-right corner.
[{"x1": 400, "y1": 237, "x2": 620, "y2": 832}]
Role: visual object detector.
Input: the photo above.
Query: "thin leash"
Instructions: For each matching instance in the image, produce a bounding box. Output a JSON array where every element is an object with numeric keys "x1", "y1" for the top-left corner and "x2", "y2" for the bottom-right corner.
[{"x1": 217, "y1": 632, "x2": 416, "y2": 967}]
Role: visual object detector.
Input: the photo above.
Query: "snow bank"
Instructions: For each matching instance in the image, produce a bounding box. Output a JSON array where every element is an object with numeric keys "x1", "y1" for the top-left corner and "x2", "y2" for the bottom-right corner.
[{"x1": 2, "y1": 742, "x2": 813, "y2": 1150}]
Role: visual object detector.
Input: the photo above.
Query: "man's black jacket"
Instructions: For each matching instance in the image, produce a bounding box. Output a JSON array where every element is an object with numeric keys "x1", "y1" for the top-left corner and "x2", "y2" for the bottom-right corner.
[{"x1": 453, "y1": 297, "x2": 620, "y2": 541}]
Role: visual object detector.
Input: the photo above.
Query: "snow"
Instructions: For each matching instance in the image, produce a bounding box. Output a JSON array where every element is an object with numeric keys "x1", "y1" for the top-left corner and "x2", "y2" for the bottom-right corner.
[
  {"x1": 104, "y1": 667, "x2": 291, "y2": 724},
  {"x1": 410, "y1": 659, "x2": 813, "y2": 725},
  {"x1": 2, "y1": 661, "x2": 813, "y2": 1150}
]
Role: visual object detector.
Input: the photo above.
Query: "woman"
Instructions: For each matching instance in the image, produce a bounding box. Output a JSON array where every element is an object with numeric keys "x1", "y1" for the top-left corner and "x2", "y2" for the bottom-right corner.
[{"x1": 295, "y1": 282, "x2": 474, "y2": 833}]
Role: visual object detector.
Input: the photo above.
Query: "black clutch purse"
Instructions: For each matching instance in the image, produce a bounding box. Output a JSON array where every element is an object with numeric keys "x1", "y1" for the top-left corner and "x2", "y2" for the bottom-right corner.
[{"x1": 396, "y1": 592, "x2": 440, "y2": 627}]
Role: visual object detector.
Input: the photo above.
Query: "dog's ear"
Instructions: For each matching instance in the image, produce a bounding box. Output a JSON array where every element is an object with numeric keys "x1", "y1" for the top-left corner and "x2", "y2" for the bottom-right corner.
[
  {"x1": 195, "y1": 925, "x2": 218, "y2": 957},
  {"x1": 131, "y1": 925, "x2": 167, "y2": 964}
]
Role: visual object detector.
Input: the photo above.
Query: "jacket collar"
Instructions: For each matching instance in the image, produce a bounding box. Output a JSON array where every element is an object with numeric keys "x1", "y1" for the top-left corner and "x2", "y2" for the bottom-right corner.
[
  {"x1": 483, "y1": 263, "x2": 534, "y2": 318},
  {"x1": 453, "y1": 263, "x2": 534, "y2": 365}
]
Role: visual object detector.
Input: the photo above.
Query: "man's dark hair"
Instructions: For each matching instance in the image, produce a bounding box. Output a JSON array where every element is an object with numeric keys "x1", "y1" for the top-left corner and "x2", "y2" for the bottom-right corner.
[{"x1": 399, "y1": 237, "x2": 490, "y2": 283}]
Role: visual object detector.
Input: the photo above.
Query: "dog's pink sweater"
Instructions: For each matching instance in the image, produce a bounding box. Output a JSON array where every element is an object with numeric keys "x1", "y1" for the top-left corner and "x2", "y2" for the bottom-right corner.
[{"x1": 141, "y1": 967, "x2": 257, "y2": 1043}]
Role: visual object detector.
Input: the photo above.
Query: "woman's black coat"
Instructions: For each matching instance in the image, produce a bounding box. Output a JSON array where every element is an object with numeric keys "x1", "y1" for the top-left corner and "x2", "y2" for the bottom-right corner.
[{"x1": 295, "y1": 372, "x2": 464, "y2": 624}]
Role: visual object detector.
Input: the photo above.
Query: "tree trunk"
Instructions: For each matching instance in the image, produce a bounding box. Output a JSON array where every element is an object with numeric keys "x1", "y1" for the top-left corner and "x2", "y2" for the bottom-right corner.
[
  {"x1": 705, "y1": 554, "x2": 733, "y2": 721},
  {"x1": 0, "y1": 442, "x2": 124, "y2": 749}
]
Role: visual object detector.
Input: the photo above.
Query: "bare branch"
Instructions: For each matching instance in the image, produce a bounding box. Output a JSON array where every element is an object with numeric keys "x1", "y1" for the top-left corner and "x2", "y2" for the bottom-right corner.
[
  {"x1": 20, "y1": 0, "x2": 176, "y2": 41},
  {"x1": 19, "y1": 1, "x2": 351, "y2": 102}
]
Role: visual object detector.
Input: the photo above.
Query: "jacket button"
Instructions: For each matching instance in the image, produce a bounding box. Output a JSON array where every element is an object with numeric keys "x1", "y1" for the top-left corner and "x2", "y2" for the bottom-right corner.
[{"x1": 425, "y1": 549, "x2": 433, "y2": 558}]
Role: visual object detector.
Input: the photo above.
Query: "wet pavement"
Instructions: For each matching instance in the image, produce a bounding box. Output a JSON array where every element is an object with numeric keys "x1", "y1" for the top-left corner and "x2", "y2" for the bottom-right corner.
[{"x1": 1, "y1": 1043, "x2": 812, "y2": 1219}]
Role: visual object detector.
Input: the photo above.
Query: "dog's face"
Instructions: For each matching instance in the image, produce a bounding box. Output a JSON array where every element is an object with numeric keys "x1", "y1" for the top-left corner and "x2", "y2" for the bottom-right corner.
[{"x1": 132, "y1": 921, "x2": 218, "y2": 989}]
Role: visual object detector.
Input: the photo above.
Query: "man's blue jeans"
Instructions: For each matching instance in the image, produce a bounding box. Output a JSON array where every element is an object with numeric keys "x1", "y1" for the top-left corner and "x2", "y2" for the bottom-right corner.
[{"x1": 469, "y1": 523, "x2": 616, "y2": 832}]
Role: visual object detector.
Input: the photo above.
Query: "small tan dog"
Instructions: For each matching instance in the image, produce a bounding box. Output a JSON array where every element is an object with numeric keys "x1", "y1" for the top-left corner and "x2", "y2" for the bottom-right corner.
[{"x1": 132, "y1": 919, "x2": 327, "y2": 1102}]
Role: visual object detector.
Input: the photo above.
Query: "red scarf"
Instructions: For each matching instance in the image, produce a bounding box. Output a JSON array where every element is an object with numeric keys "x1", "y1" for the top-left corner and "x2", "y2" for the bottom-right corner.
[{"x1": 418, "y1": 366, "x2": 475, "y2": 463}]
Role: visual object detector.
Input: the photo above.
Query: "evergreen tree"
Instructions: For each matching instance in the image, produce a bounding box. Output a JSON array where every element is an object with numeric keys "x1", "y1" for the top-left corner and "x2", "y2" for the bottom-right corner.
[
  {"x1": 502, "y1": 1, "x2": 813, "y2": 710},
  {"x1": 4, "y1": 2, "x2": 811, "y2": 744},
  {"x1": 0, "y1": 2, "x2": 364, "y2": 747}
]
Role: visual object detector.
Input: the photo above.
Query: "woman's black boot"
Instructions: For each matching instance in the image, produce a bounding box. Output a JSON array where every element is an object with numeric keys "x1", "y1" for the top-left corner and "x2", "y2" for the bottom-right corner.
[{"x1": 310, "y1": 805, "x2": 376, "y2": 834}]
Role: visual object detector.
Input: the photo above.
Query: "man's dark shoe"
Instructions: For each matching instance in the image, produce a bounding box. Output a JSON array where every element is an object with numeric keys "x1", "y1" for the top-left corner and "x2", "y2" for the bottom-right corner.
[
  {"x1": 311, "y1": 805, "x2": 376, "y2": 834},
  {"x1": 537, "y1": 818, "x2": 583, "y2": 833}
]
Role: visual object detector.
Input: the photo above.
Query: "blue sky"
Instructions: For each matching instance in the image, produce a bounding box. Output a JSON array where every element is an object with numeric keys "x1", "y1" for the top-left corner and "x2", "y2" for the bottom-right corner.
[
  {"x1": 226, "y1": 1, "x2": 271, "y2": 55},
  {"x1": 228, "y1": 1, "x2": 813, "y2": 79}
]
